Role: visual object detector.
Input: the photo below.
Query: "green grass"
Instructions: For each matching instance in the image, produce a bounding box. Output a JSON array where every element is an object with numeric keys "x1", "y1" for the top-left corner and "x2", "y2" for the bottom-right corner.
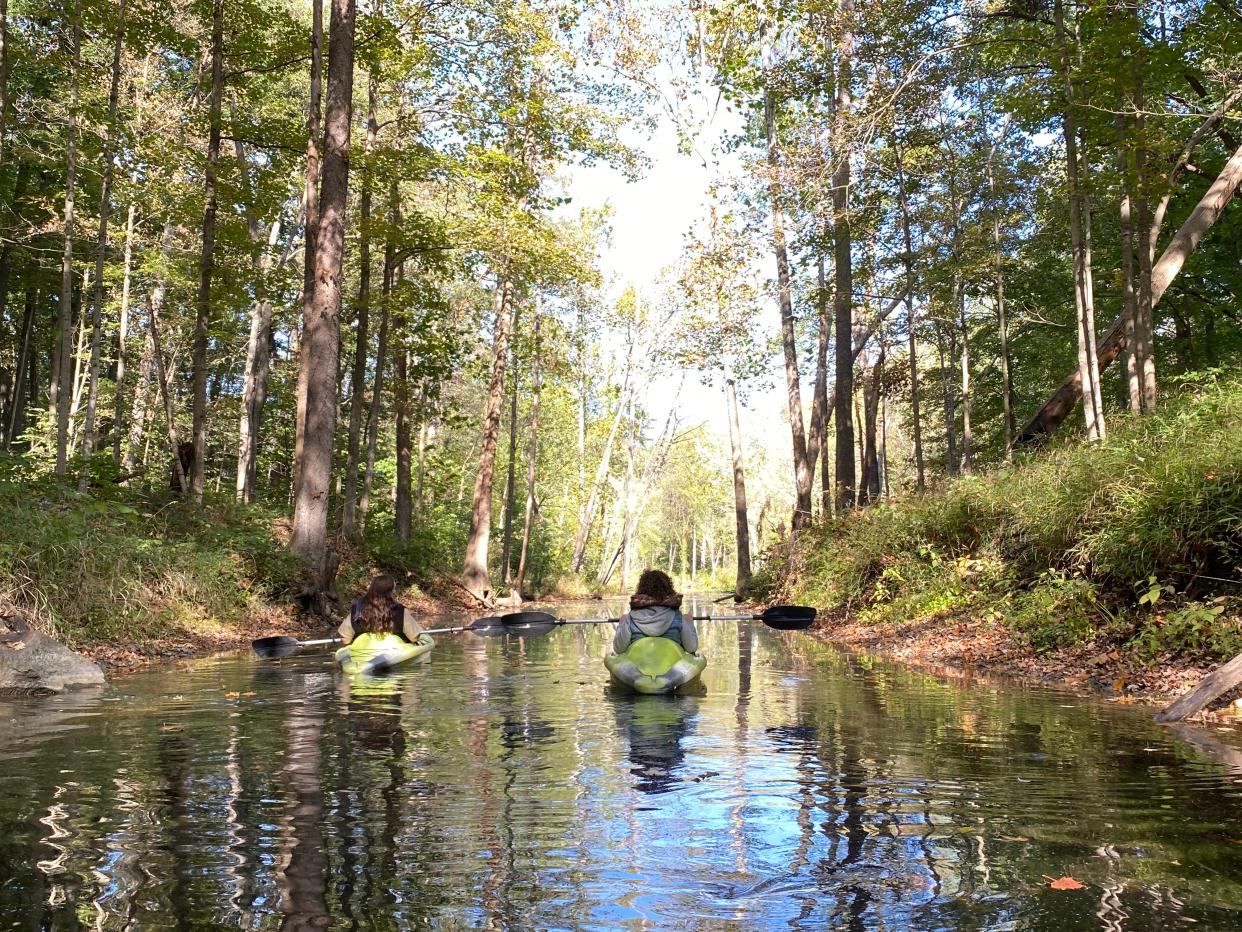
[
  {"x1": 761, "y1": 375, "x2": 1242, "y2": 662},
  {"x1": 0, "y1": 467, "x2": 311, "y2": 647}
]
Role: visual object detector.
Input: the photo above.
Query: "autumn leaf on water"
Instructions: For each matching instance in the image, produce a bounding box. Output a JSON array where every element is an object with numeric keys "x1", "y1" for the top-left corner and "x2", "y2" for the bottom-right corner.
[{"x1": 1047, "y1": 876, "x2": 1085, "y2": 890}]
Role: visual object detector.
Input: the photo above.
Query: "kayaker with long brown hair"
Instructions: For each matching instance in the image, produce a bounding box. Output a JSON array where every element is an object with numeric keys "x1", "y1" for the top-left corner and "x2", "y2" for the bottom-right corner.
[
  {"x1": 612, "y1": 569, "x2": 699, "y2": 654},
  {"x1": 338, "y1": 574, "x2": 425, "y2": 645}
]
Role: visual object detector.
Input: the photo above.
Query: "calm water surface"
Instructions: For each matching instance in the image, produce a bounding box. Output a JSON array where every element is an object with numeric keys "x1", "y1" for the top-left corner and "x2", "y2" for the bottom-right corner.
[{"x1": 3, "y1": 597, "x2": 1242, "y2": 930}]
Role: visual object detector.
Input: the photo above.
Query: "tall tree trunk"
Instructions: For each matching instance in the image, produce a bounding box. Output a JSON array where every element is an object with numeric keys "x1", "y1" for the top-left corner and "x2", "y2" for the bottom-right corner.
[
  {"x1": 726, "y1": 375, "x2": 752, "y2": 599},
  {"x1": 342, "y1": 72, "x2": 377, "y2": 537},
  {"x1": 1135, "y1": 68, "x2": 1158, "y2": 412},
  {"x1": 831, "y1": 0, "x2": 857, "y2": 513},
  {"x1": 1117, "y1": 112, "x2": 1143, "y2": 414},
  {"x1": 190, "y1": 0, "x2": 223, "y2": 499},
  {"x1": 113, "y1": 203, "x2": 137, "y2": 465},
  {"x1": 148, "y1": 224, "x2": 186, "y2": 494},
  {"x1": 807, "y1": 252, "x2": 831, "y2": 517},
  {"x1": 762, "y1": 24, "x2": 812, "y2": 529},
  {"x1": 68, "y1": 267, "x2": 90, "y2": 453},
  {"x1": 79, "y1": 0, "x2": 128, "y2": 475},
  {"x1": 293, "y1": 0, "x2": 323, "y2": 504},
  {"x1": 53, "y1": 8, "x2": 81, "y2": 475},
  {"x1": 0, "y1": 0, "x2": 8, "y2": 171},
  {"x1": 5, "y1": 285, "x2": 35, "y2": 448},
  {"x1": 1080, "y1": 128, "x2": 1106, "y2": 435},
  {"x1": 983, "y1": 117, "x2": 1017, "y2": 454},
  {"x1": 1053, "y1": 0, "x2": 1105, "y2": 442},
  {"x1": 500, "y1": 317, "x2": 520, "y2": 588},
  {"x1": 895, "y1": 147, "x2": 924, "y2": 489},
  {"x1": 958, "y1": 302, "x2": 972, "y2": 475},
  {"x1": 462, "y1": 278, "x2": 516, "y2": 602},
  {"x1": 514, "y1": 306, "x2": 542, "y2": 595},
  {"x1": 940, "y1": 327, "x2": 958, "y2": 474},
  {"x1": 235, "y1": 218, "x2": 283, "y2": 503},
  {"x1": 122, "y1": 332, "x2": 153, "y2": 471},
  {"x1": 570, "y1": 357, "x2": 632, "y2": 573},
  {"x1": 861, "y1": 355, "x2": 881, "y2": 502},
  {"x1": 290, "y1": 0, "x2": 355, "y2": 591},
  {"x1": 359, "y1": 187, "x2": 396, "y2": 534}
]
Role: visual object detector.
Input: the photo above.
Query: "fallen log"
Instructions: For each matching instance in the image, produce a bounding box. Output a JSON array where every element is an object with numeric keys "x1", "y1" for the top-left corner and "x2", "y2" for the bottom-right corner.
[{"x1": 1155, "y1": 648, "x2": 1242, "y2": 722}]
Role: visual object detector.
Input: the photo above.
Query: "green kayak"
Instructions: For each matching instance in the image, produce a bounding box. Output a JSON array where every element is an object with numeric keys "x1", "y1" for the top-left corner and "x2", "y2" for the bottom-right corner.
[
  {"x1": 604, "y1": 636, "x2": 706, "y2": 695},
  {"x1": 335, "y1": 632, "x2": 435, "y2": 675}
]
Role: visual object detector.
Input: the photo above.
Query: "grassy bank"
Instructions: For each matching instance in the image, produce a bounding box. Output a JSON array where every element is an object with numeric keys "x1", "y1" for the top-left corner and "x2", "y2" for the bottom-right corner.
[
  {"x1": 759, "y1": 376, "x2": 1242, "y2": 686},
  {"x1": 0, "y1": 465, "x2": 458, "y2": 669}
]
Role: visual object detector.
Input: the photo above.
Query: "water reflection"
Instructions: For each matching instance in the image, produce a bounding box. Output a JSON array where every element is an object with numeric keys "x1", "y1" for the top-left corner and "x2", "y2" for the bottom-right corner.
[
  {"x1": 611, "y1": 692, "x2": 699, "y2": 794},
  {"x1": 4, "y1": 606, "x2": 1242, "y2": 928}
]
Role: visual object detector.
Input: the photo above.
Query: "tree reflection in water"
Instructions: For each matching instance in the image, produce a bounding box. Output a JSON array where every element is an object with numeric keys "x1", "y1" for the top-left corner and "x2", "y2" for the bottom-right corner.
[{"x1": 277, "y1": 671, "x2": 332, "y2": 930}]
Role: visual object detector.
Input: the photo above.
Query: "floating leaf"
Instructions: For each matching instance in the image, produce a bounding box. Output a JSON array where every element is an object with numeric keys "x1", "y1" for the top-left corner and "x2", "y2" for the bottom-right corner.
[{"x1": 1048, "y1": 876, "x2": 1085, "y2": 890}]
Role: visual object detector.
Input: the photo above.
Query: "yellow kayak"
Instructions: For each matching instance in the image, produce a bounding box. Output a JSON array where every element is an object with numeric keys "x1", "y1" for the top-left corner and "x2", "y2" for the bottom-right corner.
[
  {"x1": 604, "y1": 636, "x2": 706, "y2": 695},
  {"x1": 335, "y1": 632, "x2": 435, "y2": 675}
]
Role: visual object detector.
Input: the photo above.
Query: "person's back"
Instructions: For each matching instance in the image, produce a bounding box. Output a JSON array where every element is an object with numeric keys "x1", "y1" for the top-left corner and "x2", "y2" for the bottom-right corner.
[
  {"x1": 613, "y1": 569, "x2": 699, "y2": 655},
  {"x1": 339, "y1": 574, "x2": 425, "y2": 646}
]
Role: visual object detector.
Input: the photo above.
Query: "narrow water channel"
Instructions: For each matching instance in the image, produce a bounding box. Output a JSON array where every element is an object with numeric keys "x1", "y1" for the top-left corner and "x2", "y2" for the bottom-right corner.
[{"x1": 3, "y1": 597, "x2": 1242, "y2": 929}]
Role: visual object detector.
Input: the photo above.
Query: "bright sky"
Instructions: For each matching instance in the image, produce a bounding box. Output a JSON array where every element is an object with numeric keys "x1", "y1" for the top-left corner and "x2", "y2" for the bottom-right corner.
[{"x1": 559, "y1": 96, "x2": 791, "y2": 457}]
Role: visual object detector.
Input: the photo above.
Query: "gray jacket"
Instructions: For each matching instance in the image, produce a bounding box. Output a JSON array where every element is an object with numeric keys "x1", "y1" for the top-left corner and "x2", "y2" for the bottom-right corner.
[{"x1": 613, "y1": 605, "x2": 699, "y2": 654}]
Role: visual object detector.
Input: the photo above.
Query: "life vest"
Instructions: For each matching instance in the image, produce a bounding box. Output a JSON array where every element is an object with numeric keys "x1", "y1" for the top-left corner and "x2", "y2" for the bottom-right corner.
[
  {"x1": 350, "y1": 599, "x2": 409, "y2": 641},
  {"x1": 625, "y1": 610, "x2": 685, "y2": 648}
]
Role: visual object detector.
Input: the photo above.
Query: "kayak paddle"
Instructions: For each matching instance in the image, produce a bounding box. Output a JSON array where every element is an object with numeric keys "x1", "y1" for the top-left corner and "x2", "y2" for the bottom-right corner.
[
  {"x1": 488, "y1": 604, "x2": 818, "y2": 638},
  {"x1": 251, "y1": 616, "x2": 527, "y2": 659}
]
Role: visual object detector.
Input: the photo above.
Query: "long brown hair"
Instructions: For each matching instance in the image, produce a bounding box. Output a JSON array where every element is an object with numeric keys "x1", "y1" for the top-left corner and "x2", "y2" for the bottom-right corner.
[
  {"x1": 357, "y1": 574, "x2": 397, "y2": 633},
  {"x1": 631, "y1": 569, "x2": 682, "y2": 610}
]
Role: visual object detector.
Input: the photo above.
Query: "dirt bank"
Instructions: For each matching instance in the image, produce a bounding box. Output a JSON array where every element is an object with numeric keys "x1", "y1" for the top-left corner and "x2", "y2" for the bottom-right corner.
[{"x1": 812, "y1": 609, "x2": 1242, "y2": 725}]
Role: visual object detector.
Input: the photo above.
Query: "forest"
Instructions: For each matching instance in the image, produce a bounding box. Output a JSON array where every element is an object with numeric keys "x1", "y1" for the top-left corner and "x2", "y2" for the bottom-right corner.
[{"x1": 0, "y1": 0, "x2": 1239, "y2": 654}]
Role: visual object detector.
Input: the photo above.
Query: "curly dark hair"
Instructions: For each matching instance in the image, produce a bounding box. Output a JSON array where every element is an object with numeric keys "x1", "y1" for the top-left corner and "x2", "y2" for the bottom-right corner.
[
  {"x1": 356, "y1": 574, "x2": 397, "y2": 634},
  {"x1": 633, "y1": 569, "x2": 678, "y2": 601}
]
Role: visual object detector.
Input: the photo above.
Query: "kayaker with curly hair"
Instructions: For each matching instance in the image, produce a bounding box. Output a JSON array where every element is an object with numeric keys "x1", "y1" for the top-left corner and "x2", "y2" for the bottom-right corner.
[
  {"x1": 612, "y1": 569, "x2": 698, "y2": 654},
  {"x1": 338, "y1": 574, "x2": 425, "y2": 645}
]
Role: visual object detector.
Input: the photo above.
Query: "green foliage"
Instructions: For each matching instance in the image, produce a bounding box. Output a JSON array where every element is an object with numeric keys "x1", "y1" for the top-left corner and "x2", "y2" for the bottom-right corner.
[
  {"x1": 0, "y1": 467, "x2": 305, "y2": 646},
  {"x1": 777, "y1": 378, "x2": 1242, "y2": 662}
]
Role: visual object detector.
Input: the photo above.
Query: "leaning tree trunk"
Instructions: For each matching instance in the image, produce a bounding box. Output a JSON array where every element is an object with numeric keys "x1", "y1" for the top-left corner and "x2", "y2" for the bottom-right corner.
[
  {"x1": 190, "y1": 0, "x2": 223, "y2": 500},
  {"x1": 514, "y1": 308, "x2": 542, "y2": 595},
  {"x1": 53, "y1": 8, "x2": 80, "y2": 475},
  {"x1": 1019, "y1": 136, "x2": 1242, "y2": 443},
  {"x1": 79, "y1": 0, "x2": 127, "y2": 476},
  {"x1": 290, "y1": 0, "x2": 355, "y2": 594},
  {"x1": 570, "y1": 356, "x2": 632, "y2": 573},
  {"x1": 831, "y1": 0, "x2": 857, "y2": 513},
  {"x1": 461, "y1": 278, "x2": 516, "y2": 603},
  {"x1": 342, "y1": 71, "x2": 378, "y2": 537}
]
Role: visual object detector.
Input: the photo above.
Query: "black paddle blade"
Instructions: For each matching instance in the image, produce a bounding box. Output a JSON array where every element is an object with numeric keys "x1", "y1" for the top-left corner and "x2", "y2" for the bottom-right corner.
[
  {"x1": 251, "y1": 635, "x2": 302, "y2": 659},
  {"x1": 759, "y1": 605, "x2": 818, "y2": 630},
  {"x1": 498, "y1": 611, "x2": 558, "y2": 638}
]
